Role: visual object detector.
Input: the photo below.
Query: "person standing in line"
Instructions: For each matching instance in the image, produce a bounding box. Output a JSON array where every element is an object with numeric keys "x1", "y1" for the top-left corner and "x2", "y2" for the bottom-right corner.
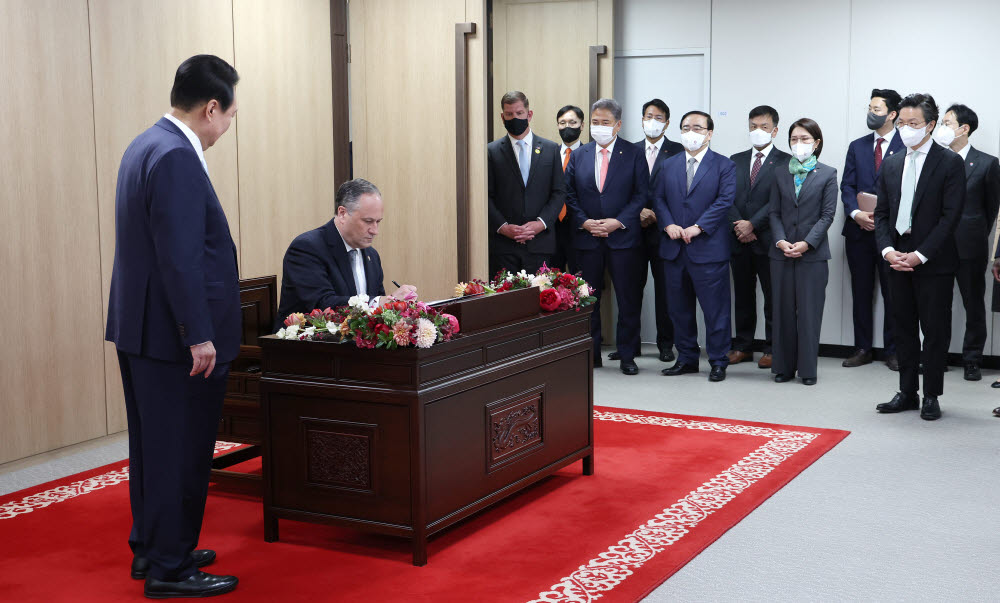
[{"x1": 553, "y1": 104, "x2": 585, "y2": 273}]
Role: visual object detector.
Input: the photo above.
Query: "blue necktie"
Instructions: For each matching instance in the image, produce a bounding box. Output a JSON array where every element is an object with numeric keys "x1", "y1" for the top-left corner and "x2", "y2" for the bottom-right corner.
[{"x1": 517, "y1": 140, "x2": 530, "y2": 186}]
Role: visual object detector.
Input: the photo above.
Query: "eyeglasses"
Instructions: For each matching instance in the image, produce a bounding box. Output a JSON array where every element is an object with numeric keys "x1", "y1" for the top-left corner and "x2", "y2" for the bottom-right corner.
[
  {"x1": 643, "y1": 114, "x2": 667, "y2": 122},
  {"x1": 557, "y1": 119, "x2": 581, "y2": 127},
  {"x1": 680, "y1": 125, "x2": 708, "y2": 133},
  {"x1": 789, "y1": 136, "x2": 815, "y2": 145},
  {"x1": 896, "y1": 120, "x2": 926, "y2": 129}
]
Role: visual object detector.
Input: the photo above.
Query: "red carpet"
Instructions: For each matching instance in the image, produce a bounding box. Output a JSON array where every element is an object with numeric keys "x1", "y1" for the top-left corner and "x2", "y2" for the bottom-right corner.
[{"x1": 0, "y1": 408, "x2": 848, "y2": 602}]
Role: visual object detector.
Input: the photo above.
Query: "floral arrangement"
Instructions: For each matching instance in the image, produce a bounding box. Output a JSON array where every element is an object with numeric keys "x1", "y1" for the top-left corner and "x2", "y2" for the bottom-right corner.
[
  {"x1": 275, "y1": 294, "x2": 459, "y2": 349},
  {"x1": 454, "y1": 264, "x2": 596, "y2": 312}
]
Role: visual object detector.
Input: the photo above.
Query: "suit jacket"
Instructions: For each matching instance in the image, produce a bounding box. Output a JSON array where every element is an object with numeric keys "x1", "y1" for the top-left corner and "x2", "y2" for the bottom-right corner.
[
  {"x1": 768, "y1": 162, "x2": 839, "y2": 262},
  {"x1": 105, "y1": 117, "x2": 241, "y2": 364},
  {"x1": 487, "y1": 133, "x2": 565, "y2": 255},
  {"x1": 276, "y1": 219, "x2": 386, "y2": 328},
  {"x1": 729, "y1": 146, "x2": 792, "y2": 254},
  {"x1": 840, "y1": 132, "x2": 906, "y2": 238},
  {"x1": 636, "y1": 137, "x2": 685, "y2": 247},
  {"x1": 874, "y1": 142, "x2": 966, "y2": 275},
  {"x1": 956, "y1": 146, "x2": 1000, "y2": 260},
  {"x1": 564, "y1": 138, "x2": 648, "y2": 250},
  {"x1": 653, "y1": 148, "x2": 737, "y2": 264}
]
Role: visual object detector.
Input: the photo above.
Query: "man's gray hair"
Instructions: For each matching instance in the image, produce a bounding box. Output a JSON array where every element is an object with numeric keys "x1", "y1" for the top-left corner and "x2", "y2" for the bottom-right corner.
[
  {"x1": 590, "y1": 98, "x2": 622, "y2": 121},
  {"x1": 335, "y1": 178, "x2": 381, "y2": 212}
]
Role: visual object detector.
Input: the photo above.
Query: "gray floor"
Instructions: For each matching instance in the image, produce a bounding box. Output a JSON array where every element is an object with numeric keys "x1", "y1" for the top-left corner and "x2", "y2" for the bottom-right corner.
[{"x1": 2, "y1": 349, "x2": 998, "y2": 601}]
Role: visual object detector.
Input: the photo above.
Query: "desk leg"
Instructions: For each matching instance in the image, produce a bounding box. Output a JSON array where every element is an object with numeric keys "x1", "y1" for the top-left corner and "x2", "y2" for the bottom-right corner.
[
  {"x1": 582, "y1": 453, "x2": 594, "y2": 476},
  {"x1": 264, "y1": 512, "x2": 279, "y2": 542},
  {"x1": 412, "y1": 536, "x2": 427, "y2": 566}
]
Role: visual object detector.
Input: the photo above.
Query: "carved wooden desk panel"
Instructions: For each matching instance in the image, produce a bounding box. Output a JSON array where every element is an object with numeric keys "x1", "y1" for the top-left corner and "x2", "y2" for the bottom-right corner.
[{"x1": 259, "y1": 305, "x2": 594, "y2": 565}]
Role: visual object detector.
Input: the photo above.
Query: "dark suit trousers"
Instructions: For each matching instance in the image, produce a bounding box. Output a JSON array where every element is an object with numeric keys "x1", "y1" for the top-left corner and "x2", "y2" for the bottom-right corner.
[
  {"x1": 550, "y1": 217, "x2": 578, "y2": 274},
  {"x1": 636, "y1": 239, "x2": 674, "y2": 353},
  {"x1": 489, "y1": 250, "x2": 552, "y2": 278},
  {"x1": 770, "y1": 260, "x2": 828, "y2": 379},
  {"x1": 887, "y1": 266, "x2": 953, "y2": 397},
  {"x1": 578, "y1": 244, "x2": 644, "y2": 362},
  {"x1": 118, "y1": 350, "x2": 229, "y2": 581},
  {"x1": 730, "y1": 249, "x2": 772, "y2": 353},
  {"x1": 845, "y1": 230, "x2": 896, "y2": 354},
  {"x1": 954, "y1": 258, "x2": 989, "y2": 364},
  {"x1": 662, "y1": 252, "x2": 731, "y2": 367}
]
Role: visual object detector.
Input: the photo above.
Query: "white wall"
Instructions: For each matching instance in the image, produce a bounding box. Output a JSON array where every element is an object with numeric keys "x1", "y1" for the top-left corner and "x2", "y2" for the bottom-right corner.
[{"x1": 615, "y1": 0, "x2": 1000, "y2": 354}]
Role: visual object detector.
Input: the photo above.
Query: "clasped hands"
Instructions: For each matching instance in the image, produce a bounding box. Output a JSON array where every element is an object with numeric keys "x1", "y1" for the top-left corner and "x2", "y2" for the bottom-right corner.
[
  {"x1": 853, "y1": 211, "x2": 875, "y2": 231},
  {"x1": 733, "y1": 219, "x2": 756, "y2": 243},
  {"x1": 775, "y1": 240, "x2": 809, "y2": 258},
  {"x1": 499, "y1": 220, "x2": 545, "y2": 244},
  {"x1": 665, "y1": 224, "x2": 702, "y2": 244},
  {"x1": 583, "y1": 218, "x2": 624, "y2": 238},
  {"x1": 885, "y1": 250, "x2": 922, "y2": 272}
]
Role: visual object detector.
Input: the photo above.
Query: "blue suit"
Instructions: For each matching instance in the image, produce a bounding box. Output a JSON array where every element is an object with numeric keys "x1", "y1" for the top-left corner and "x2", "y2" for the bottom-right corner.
[
  {"x1": 653, "y1": 148, "x2": 736, "y2": 367},
  {"x1": 841, "y1": 131, "x2": 905, "y2": 355},
  {"x1": 564, "y1": 138, "x2": 648, "y2": 362},
  {"x1": 105, "y1": 117, "x2": 240, "y2": 581}
]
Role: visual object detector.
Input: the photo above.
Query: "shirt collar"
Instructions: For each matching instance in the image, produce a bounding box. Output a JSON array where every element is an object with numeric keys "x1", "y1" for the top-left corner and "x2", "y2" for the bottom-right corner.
[
  {"x1": 163, "y1": 113, "x2": 208, "y2": 175},
  {"x1": 906, "y1": 136, "x2": 934, "y2": 157},
  {"x1": 508, "y1": 130, "x2": 533, "y2": 151},
  {"x1": 597, "y1": 136, "x2": 618, "y2": 156},
  {"x1": 645, "y1": 136, "x2": 664, "y2": 154},
  {"x1": 752, "y1": 142, "x2": 773, "y2": 160},
  {"x1": 560, "y1": 139, "x2": 581, "y2": 154},
  {"x1": 957, "y1": 143, "x2": 971, "y2": 160},
  {"x1": 687, "y1": 145, "x2": 709, "y2": 164},
  {"x1": 875, "y1": 128, "x2": 896, "y2": 145}
]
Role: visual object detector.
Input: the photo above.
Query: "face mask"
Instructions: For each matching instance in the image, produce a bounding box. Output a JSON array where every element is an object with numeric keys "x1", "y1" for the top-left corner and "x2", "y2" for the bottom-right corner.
[
  {"x1": 791, "y1": 143, "x2": 814, "y2": 163},
  {"x1": 898, "y1": 125, "x2": 929, "y2": 148},
  {"x1": 591, "y1": 124, "x2": 616, "y2": 146},
  {"x1": 932, "y1": 125, "x2": 957, "y2": 147},
  {"x1": 642, "y1": 119, "x2": 666, "y2": 138},
  {"x1": 680, "y1": 130, "x2": 707, "y2": 152},
  {"x1": 559, "y1": 126, "x2": 581, "y2": 144},
  {"x1": 867, "y1": 112, "x2": 887, "y2": 130},
  {"x1": 503, "y1": 117, "x2": 529, "y2": 136},
  {"x1": 749, "y1": 128, "x2": 773, "y2": 148}
]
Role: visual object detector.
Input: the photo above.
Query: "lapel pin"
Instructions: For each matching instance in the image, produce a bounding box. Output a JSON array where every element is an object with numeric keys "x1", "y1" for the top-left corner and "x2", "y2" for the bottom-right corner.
[
  {"x1": 970, "y1": 162, "x2": 974, "y2": 166},
  {"x1": 534, "y1": 148, "x2": 540, "y2": 154}
]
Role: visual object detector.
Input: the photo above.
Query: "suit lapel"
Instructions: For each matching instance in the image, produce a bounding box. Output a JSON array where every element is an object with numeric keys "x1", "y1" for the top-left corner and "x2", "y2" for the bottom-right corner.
[
  {"x1": 965, "y1": 146, "x2": 984, "y2": 179},
  {"x1": 795, "y1": 165, "x2": 823, "y2": 204},
  {"x1": 601, "y1": 141, "x2": 626, "y2": 190},
  {"x1": 912, "y1": 143, "x2": 944, "y2": 214},
  {"x1": 687, "y1": 149, "x2": 712, "y2": 196},
  {"x1": 323, "y1": 221, "x2": 358, "y2": 295},
  {"x1": 751, "y1": 150, "x2": 780, "y2": 191},
  {"x1": 524, "y1": 138, "x2": 544, "y2": 187},
  {"x1": 362, "y1": 249, "x2": 378, "y2": 296},
  {"x1": 499, "y1": 136, "x2": 523, "y2": 188}
]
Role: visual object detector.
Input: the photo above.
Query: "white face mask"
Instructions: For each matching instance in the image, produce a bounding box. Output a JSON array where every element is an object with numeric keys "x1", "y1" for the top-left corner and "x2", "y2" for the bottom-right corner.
[
  {"x1": 680, "y1": 130, "x2": 707, "y2": 152},
  {"x1": 932, "y1": 125, "x2": 957, "y2": 147},
  {"x1": 899, "y1": 125, "x2": 929, "y2": 148},
  {"x1": 748, "y1": 128, "x2": 773, "y2": 148},
  {"x1": 591, "y1": 124, "x2": 616, "y2": 146},
  {"x1": 791, "y1": 143, "x2": 815, "y2": 163},
  {"x1": 642, "y1": 119, "x2": 667, "y2": 139}
]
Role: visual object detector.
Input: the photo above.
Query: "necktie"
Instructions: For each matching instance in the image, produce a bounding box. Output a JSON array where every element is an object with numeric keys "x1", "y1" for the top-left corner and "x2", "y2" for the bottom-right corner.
[
  {"x1": 647, "y1": 145, "x2": 658, "y2": 174},
  {"x1": 559, "y1": 148, "x2": 571, "y2": 221},
  {"x1": 875, "y1": 137, "x2": 885, "y2": 172},
  {"x1": 517, "y1": 140, "x2": 530, "y2": 186},
  {"x1": 599, "y1": 148, "x2": 609, "y2": 192},
  {"x1": 895, "y1": 152, "x2": 918, "y2": 235},
  {"x1": 686, "y1": 157, "x2": 697, "y2": 193},
  {"x1": 750, "y1": 152, "x2": 763, "y2": 188},
  {"x1": 348, "y1": 249, "x2": 362, "y2": 294}
]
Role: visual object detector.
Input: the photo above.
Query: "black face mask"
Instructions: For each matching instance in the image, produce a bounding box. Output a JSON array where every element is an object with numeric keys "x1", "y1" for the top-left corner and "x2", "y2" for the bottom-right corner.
[
  {"x1": 559, "y1": 126, "x2": 581, "y2": 144},
  {"x1": 503, "y1": 117, "x2": 529, "y2": 136},
  {"x1": 867, "y1": 111, "x2": 887, "y2": 130}
]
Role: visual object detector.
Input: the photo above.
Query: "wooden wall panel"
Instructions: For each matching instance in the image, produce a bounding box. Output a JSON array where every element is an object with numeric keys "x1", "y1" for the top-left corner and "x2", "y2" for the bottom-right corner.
[
  {"x1": 0, "y1": 0, "x2": 107, "y2": 464},
  {"x1": 467, "y1": 0, "x2": 490, "y2": 278},
  {"x1": 88, "y1": 0, "x2": 239, "y2": 433}
]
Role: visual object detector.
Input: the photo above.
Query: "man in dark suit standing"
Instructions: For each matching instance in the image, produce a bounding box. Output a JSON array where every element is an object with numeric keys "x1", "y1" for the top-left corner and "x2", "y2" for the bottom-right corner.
[
  {"x1": 487, "y1": 91, "x2": 565, "y2": 276},
  {"x1": 934, "y1": 104, "x2": 1000, "y2": 381},
  {"x1": 874, "y1": 93, "x2": 965, "y2": 421},
  {"x1": 655, "y1": 111, "x2": 737, "y2": 382},
  {"x1": 841, "y1": 89, "x2": 905, "y2": 370},
  {"x1": 552, "y1": 104, "x2": 585, "y2": 273},
  {"x1": 564, "y1": 98, "x2": 648, "y2": 374},
  {"x1": 105, "y1": 55, "x2": 241, "y2": 598},
  {"x1": 727, "y1": 105, "x2": 791, "y2": 370}
]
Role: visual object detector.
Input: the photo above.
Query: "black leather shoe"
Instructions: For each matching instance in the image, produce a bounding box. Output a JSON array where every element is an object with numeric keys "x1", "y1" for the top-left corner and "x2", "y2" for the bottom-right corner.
[
  {"x1": 661, "y1": 362, "x2": 698, "y2": 376},
  {"x1": 593, "y1": 356, "x2": 603, "y2": 368},
  {"x1": 708, "y1": 366, "x2": 726, "y2": 382},
  {"x1": 144, "y1": 571, "x2": 238, "y2": 599},
  {"x1": 920, "y1": 396, "x2": 942, "y2": 421},
  {"x1": 876, "y1": 392, "x2": 920, "y2": 413},
  {"x1": 964, "y1": 364, "x2": 982, "y2": 381},
  {"x1": 993, "y1": 406, "x2": 1000, "y2": 417},
  {"x1": 991, "y1": 380, "x2": 1000, "y2": 389},
  {"x1": 608, "y1": 350, "x2": 641, "y2": 360},
  {"x1": 620, "y1": 360, "x2": 638, "y2": 375},
  {"x1": 132, "y1": 550, "x2": 216, "y2": 580},
  {"x1": 774, "y1": 373, "x2": 794, "y2": 383},
  {"x1": 884, "y1": 355, "x2": 899, "y2": 371},
  {"x1": 842, "y1": 349, "x2": 872, "y2": 367},
  {"x1": 659, "y1": 350, "x2": 675, "y2": 362},
  {"x1": 801, "y1": 377, "x2": 817, "y2": 386}
]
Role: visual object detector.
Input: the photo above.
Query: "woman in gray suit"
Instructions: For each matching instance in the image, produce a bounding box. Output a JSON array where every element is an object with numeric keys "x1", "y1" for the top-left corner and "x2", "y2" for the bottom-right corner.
[{"x1": 769, "y1": 118, "x2": 838, "y2": 385}]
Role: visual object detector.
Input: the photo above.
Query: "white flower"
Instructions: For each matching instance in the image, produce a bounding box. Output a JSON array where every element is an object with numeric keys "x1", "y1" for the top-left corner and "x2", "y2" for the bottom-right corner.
[
  {"x1": 276, "y1": 328, "x2": 286, "y2": 339},
  {"x1": 577, "y1": 283, "x2": 590, "y2": 297},
  {"x1": 283, "y1": 324, "x2": 300, "y2": 340},
  {"x1": 302, "y1": 326, "x2": 316, "y2": 339},
  {"x1": 414, "y1": 318, "x2": 437, "y2": 348},
  {"x1": 348, "y1": 294, "x2": 370, "y2": 310},
  {"x1": 531, "y1": 274, "x2": 551, "y2": 290}
]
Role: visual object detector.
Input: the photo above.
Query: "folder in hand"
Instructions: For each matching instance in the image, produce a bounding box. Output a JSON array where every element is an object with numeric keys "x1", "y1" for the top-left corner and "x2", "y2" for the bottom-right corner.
[{"x1": 857, "y1": 192, "x2": 877, "y2": 213}]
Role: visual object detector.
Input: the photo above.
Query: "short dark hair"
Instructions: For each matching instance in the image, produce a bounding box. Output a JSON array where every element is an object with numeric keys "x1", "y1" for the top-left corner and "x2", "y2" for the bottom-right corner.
[
  {"x1": 170, "y1": 55, "x2": 239, "y2": 112},
  {"x1": 899, "y1": 93, "x2": 939, "y2": 125},
  {"x1": 788, "y1": 118, "x2": 824, "y2": 158},
  {"x1": 946, "y1": 103, "x2": 979, "y2": 136},
  {"x1": 642, "y1": 99, "x2": 670, "y2": 120},
  {"x1": 556, "y1": 105, "x2": 584, "y2": 122},
  {"x1": 749, "y1": 105, "x2": 779, "y2": 126},
  {"x1": 871, "y1": 88, "x2": 902, "y2": 116},
  {"x1": 681, "y1": 110, "x2": 714, "y2": 131},
  {"x1": 336, "y1": 178, "x2": 381, "y2": 212},
  {"x1": 501, "y1": 90, "x2": 529, "y2": 110}
]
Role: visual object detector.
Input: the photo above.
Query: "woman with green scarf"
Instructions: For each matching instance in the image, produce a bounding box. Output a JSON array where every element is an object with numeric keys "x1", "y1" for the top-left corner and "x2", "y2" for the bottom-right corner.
[{"x1": 768, "y1": 118, "x2": 838, "y2": 385}]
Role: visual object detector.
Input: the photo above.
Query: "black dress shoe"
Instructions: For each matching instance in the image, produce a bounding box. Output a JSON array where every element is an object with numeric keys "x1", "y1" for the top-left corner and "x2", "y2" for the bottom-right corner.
[
  {"x1": 991, "y1": 380, "x2": 1000, "y2": 389},
  {"x1": 842, "y1": 349, "x2": 872, "y2": 367},
  {"x1": 964, "y1": 364, "x2": 982, "y2": 381},
  {"x1": 661, "y1": 361, "x2": 698, "y2": 376},
  {"x1": 659, "y1": 350, "x2": 675, "y2": 362},
  {"x1": 876, "y1": 392, "x2": 920, "y2": 413},
  {"x1": 993, "y1": 406, "x2": 1000, "y2": 417},
  {"x1": 620, "y1": 360, "x2": 639, "y2": 375},
  {"x1": 132, "y1": 550, "x2": 216, "y2": 580},
  {"x1": 774, "y1": 373, "x2": 794, "y2": 383},
  {"x1": 884, "y1": 355, "x2": 899, "y2": 371},
  {"x1": 708, "y1": 365, "x2": 726, "y2": 382},
  {"x1": 144, "y1": 571, "x2": 238, "y2": 599},
  {"x1": 593, "y1": 356, "x2": 603, "y2": 368},
  {"x1": 801, "y1": 377, "x2": 817, "y2": 386},
  {"x1": 920, "y1": 396, "x2": 942, "y2": 421},
  {"x1": 608, "y1": 350, "x2": 641, "y2": 360}
]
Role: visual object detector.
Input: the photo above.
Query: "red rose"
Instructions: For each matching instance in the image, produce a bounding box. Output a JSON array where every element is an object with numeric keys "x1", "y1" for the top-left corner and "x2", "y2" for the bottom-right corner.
[
  {"x1": 558, "y1": 273, "x2": 577, "y2": 288},
  {"x1": 464, "y1": 282, "x2": 485, "y2": 295},
  {"x1": 539, "y1": 288, "x2": 560, "y2": 312}
]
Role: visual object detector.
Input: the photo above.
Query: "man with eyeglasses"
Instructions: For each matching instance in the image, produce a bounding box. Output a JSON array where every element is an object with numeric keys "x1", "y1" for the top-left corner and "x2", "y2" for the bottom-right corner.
[
  {"x1": 654, "y1": 111, "x2": 737, "y2": 382},
  {"x1": 553, "y1": 104, "x2": 585, "y2": 273},
  {"x1": 874, "y1": 93, "x2": 965, "y2": 421}
]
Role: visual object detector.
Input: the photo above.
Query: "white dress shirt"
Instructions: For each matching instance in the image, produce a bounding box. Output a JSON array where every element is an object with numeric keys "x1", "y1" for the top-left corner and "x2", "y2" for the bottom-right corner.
[
  {"x1": 163, "y1": 113, "x2": 209, "y2": 175},
  {"x1": 499, "y1": 129, "x2": 546, "y2": 230},
  {"x1": 881, "y1": 136, "x2": 934, "y2": 263},
  {"x1": 851, "y1": 128, "x2": 899, "y2": 219},
  {"x1": 684, "y1": 145, "x2": 710, "y2": 180},
  {"x1": 957, "y1": 143, "x2": 971, "y2": 161},
  {"x1": 342, "y1": 237, "x2": 368, "y2": 296},
  {"x1": 749, "y1": 141, "x2": 773, "y2": 171},
  {"x1": 559, "y1": 139, "x2": 581, "y2": 162}
]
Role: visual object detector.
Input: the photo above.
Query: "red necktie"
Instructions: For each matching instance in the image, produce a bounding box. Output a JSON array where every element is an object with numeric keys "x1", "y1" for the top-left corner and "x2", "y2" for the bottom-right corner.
[
  {"x1": 559, "y1": 148, "x2": 571, "y2": 221},
  {"x1": 749, "y1": 152, "x2": 763, "y2": 187},
  {"x1": 874, "y1": 137, "x2": 885, "y2": 172}
]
